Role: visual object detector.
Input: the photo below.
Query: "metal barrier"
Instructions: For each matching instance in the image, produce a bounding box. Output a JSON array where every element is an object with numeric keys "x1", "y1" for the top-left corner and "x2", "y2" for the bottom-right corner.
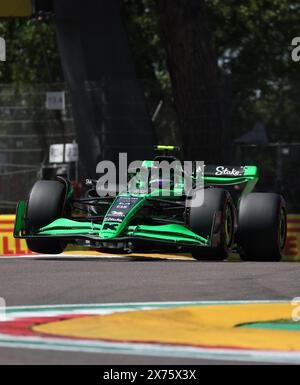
[
  {"x1": 1, "y1": 214, "x2": 300, "y2": 259},
  {"x1": 0, "y1": 83, "x2": 75, "y2": 213}
]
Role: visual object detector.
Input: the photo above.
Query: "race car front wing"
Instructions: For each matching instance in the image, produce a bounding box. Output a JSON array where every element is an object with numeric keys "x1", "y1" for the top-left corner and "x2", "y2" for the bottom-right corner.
[{"x1": 14, "y1": 201, "x2": 217, "y2": 253}]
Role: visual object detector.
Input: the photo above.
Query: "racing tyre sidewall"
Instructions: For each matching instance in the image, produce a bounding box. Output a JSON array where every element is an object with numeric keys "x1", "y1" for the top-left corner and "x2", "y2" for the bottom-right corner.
[
  {"x1": 186, "y1": 188, "x2": 236, "y2": 261},
  {"x1": 26, "y1": 180, "x2": 67, "y2": 254},
  {"x1": 237, "y1": 193, "x2": 287, "y2": 262}
]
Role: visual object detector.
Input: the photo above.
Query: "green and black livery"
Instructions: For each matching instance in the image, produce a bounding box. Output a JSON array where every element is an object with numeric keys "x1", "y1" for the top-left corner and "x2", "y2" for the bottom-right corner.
[{"x1": 14, "y1": 146, "x2": 287, "y2": 261}]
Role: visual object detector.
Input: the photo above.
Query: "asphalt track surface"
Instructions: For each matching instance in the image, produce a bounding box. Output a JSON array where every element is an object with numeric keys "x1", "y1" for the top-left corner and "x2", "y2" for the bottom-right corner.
[{"x1": 0, "y1": 254, "x2": 299, "y2": 365}]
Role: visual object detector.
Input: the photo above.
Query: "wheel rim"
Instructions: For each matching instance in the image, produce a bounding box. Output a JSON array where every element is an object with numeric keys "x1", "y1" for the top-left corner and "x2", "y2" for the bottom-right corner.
[
  {"x1": 279, "y1": 208, "x2": 287, "y2": 250},
  {"x1": 224, "y1": 204, "x2": 234, "y2": 247}
]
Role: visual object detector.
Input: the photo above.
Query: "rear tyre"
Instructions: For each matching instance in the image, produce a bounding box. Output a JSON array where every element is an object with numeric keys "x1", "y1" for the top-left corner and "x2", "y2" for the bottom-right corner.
[
  {"x1": 237, "y1": 193, "x2": 287, "y2": 262},
  {"x1": 186, "y1": 188, "x2": 235, "y2": 261},
  {"x1": 26, "y1": 180, "x2": 67, "y2": 254}
]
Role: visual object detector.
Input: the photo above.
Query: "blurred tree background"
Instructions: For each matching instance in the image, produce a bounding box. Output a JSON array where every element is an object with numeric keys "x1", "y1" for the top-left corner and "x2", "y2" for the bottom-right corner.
[
  {"x1": 1, "y1": 0, "x2": 299, "y2": 135},
  {"x1": 1, "y1": 0, "x2": 299, "y2": 140},
  {"x1": 0, "y1": 0, "x2": 300, "y2": 208},
  {"x1": 0, "y1": 18, "x2": 63, "y2": 83},
  {"x1": 124, "y1": 0, "x2": 300, "y2": 140}
]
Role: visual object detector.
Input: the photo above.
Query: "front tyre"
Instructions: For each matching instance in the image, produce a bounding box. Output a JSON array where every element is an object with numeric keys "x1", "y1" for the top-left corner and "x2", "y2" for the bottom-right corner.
[
  {"x1": 26, "y1": 180, "x2": 67, "y2": 254},
  {"x1": 186, "y1": 188, "x2": 236, "y2": 261},
  {"x1": 237, "y1": 193, "x2": 287, "y2": 262}
]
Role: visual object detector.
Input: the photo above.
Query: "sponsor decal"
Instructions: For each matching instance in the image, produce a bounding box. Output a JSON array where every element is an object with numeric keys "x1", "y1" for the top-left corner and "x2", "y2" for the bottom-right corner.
[
  {"x1": 111, "y1": 211, "x2": 125, "y2": 217},
  {"x1": 284, "y1": 214, "x2": 300, "y2": 260},
  {"x1": 102, "y1": 223, "x2": 119, "y2": 231},
  {"x1": 202, "y1": 165, "x2": 246, "y2": 177},
  {"x1": 215, "y1": 166, "x2": 245, "y2": 177},
  {"x1": 0, "y1": 216, "x2": 33, "y2": 256},
  {"x1": 104, "y1": 197, "x2": 142, "y2": 224},
  {"x1": 105, "y1": 217, "x2": 123, "y2": 224}
]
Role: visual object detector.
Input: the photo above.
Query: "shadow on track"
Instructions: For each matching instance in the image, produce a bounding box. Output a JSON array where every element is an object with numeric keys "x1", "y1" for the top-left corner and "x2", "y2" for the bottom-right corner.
[{"x1": 34, "y1": 256, "x2": 197, "y2": 263}]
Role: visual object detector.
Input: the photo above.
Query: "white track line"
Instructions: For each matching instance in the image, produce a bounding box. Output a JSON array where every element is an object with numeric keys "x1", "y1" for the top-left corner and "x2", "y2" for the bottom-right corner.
[{"x1": 0, "y1": 301, "x2": 298, "y2": 364}]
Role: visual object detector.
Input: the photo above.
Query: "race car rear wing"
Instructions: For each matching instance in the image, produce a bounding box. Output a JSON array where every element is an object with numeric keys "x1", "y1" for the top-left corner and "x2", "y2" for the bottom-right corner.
[
  {"x1": 202, "y1": 165, "x2": 259, "y2": 199},
  {"x1": 204, "y1": 165, "x2": 257, "y2": 178},
  {"x1": 203, "y1": 165, "x2": 258, "y2": 189}
]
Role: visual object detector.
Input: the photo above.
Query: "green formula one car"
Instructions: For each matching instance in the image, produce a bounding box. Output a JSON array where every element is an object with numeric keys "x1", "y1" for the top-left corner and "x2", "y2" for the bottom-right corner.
[{"x1": 14, "y1": 146, "x2": 287, "y2": 261}]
